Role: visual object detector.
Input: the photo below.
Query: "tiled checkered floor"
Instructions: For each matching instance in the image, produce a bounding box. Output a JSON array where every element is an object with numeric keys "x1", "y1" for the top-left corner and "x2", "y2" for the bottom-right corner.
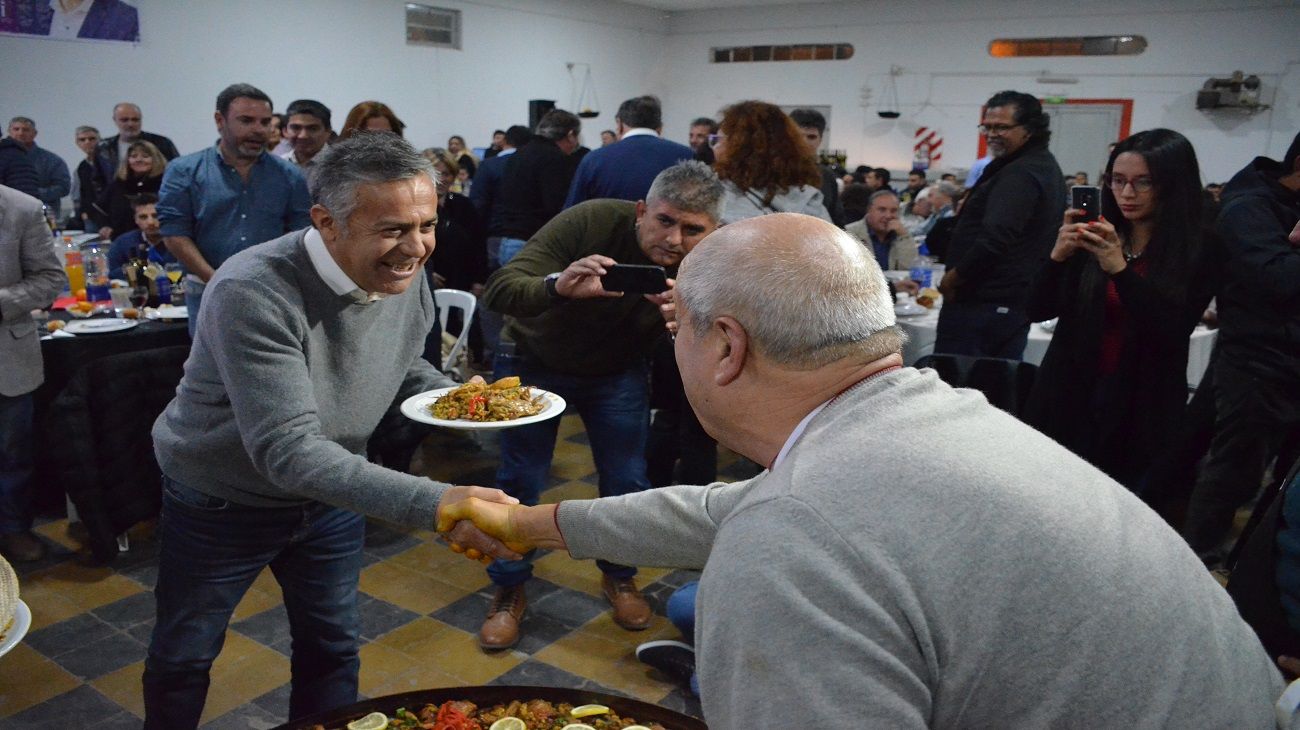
[{"x1": 1, "y1": 415, "x2": 759, "y2": 727}]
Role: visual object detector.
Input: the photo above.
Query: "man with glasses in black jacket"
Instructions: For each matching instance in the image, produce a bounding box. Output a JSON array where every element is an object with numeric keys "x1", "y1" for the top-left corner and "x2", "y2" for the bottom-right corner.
[{"x1": 936, "y1": 90, "x2": 1064, "y2": 359}]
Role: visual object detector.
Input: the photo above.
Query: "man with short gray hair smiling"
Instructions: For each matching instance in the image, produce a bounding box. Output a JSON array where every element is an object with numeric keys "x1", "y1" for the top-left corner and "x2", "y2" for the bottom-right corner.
[
  {"x1": 443, "y1": 212, "x2": 1285, "y2": 728},
  {"x1": 143, "y1": 133, "x2": 517, "y2": 728}
]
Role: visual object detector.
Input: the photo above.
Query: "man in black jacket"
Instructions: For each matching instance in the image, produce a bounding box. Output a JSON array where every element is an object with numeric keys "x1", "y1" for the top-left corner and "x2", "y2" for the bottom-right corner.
[
  {"x1": 936, "y1": 90, "x2": 1064, "y2": 358},
  {"x1": 94, "y1": 102, "x2": 180, "y2": 187},
  {"x1": 0, "y1": 138, "x2": 39, "y2": 199},
  {"x1": 789, "y1": 108, "x2": 847, "y2": 227},
  {"x1": 495, "y1": 109, "x2": 581, "y2": 267},
  {"x1": 1183, "y1": 132, "x2": 1300, "y2": 560}
]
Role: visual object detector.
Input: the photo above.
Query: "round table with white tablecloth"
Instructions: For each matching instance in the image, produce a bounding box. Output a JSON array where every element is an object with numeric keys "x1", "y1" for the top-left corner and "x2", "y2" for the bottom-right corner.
[{"x1": 896, "y1": 305, "x2": 1217, "y2": 389}]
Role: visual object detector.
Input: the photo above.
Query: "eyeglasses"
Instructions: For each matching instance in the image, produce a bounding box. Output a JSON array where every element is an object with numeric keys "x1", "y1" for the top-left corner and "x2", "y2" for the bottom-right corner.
[
  {"x1": 1104, "y1": 174, "x2": 1155, "y2": 194},
  {"x1": 707, "y1": 133, "x2": 724, "y2": 147},
  {"x1": 977, "y1": 123, "x2": 1023, "y2": 136}
]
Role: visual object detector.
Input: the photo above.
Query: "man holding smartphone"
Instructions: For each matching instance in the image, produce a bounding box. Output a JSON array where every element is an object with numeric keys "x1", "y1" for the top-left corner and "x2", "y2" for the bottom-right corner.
[{"x1": 479, "y1": 161, "x2": 724, "y2": 650}]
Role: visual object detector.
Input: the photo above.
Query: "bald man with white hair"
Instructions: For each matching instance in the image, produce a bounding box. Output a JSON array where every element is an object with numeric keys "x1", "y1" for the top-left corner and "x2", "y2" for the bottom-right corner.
[{"x1": 442, "y1": 213, "x2": 1284, "y2": 729}]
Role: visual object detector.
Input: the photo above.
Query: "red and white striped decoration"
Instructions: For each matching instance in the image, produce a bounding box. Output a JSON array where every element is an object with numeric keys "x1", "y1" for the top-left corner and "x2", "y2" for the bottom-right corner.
[{"x1": 913, "y1": 127, "x2": 943, "y2": 169}]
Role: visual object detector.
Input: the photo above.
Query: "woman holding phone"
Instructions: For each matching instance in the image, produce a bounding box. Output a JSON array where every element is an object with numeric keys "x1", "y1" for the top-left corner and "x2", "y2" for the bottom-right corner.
[{"x1": 1023, "y1": 128, "x2": 1219, "y2": 494}]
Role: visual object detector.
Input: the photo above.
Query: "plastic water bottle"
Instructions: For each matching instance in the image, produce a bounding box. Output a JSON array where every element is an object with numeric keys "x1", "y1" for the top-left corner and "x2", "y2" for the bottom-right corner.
[
  {"x1": 910, "y1": 255, "x2": 935, "y2": 289},
  {"x1": 84, "y1": 243, "x2": 111, "y2": 302}
]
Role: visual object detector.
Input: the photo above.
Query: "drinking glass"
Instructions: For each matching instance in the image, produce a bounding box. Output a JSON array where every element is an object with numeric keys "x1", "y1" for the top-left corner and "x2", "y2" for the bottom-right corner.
[{"x1": 129, "y1": 285, "x2": 149, "y2": 309}]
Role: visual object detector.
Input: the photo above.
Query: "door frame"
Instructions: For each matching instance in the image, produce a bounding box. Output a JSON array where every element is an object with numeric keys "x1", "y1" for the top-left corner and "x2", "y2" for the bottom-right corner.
[{"x1": 977, "y1": 98, "x2": 1133, "y2": 157}]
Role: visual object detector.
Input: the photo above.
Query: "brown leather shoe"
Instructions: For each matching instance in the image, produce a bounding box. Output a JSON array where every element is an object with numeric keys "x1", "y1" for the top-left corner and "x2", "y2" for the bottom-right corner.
[
  {"x1": 478, "y1": 584, "x2": 526, "y2": 650},
  {"x1": 602, "y1": 575, "x2": 652, "y2": 630},
  {"x1": 0, "y1": 531, "x2": 46, "y2": 562}
]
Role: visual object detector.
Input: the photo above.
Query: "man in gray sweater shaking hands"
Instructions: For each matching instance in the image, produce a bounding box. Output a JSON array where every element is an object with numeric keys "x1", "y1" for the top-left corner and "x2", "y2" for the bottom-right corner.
[
  {"x1": 441, "y1": 213, "x2": 1285, "y2": 728},
  {"x1": 145, "y1": 133, "x2": 518, "y2": 729}
]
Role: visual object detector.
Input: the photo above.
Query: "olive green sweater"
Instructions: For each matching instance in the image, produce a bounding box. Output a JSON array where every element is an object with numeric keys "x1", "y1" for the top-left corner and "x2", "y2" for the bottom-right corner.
[{"x1": 483, "y1": 200, "x2": 671, "y2": 376}]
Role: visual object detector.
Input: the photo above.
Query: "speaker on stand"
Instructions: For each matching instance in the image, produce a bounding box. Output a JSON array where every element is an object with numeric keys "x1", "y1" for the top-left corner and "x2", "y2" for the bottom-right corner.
[{"x1": 528, "y1": 99, "x2": 556, "y2": 130}]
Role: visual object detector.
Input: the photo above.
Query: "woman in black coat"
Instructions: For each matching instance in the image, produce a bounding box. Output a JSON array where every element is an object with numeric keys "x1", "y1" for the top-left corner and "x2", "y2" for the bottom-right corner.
[
  {"x1": 93, "y1": 139, "x2": 165, "y2": 240},
  {"x1": 1023, "y1": 129, "x2": 1218, "y2": 494}
]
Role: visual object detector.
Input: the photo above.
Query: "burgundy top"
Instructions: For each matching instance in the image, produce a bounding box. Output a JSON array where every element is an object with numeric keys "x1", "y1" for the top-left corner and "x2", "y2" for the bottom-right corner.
[{"x1": 1097, "y1": 256, "x2": 1149, "y2": 375}]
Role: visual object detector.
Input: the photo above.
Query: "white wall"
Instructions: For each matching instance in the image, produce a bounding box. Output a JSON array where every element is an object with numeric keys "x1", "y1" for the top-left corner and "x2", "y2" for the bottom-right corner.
[
  {"x1": 654, "y1": 0, "x2": 1300, "y2": 182},
  {"x1": 2, "y1": 0, "x2": 1297, "y2": 187},
  {"x1": 0, "y1": 0, "x2": 667, "y2": 171}
]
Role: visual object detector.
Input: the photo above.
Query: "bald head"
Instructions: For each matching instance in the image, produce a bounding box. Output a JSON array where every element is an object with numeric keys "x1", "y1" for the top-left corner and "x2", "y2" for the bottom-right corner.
[
  {"x1": 677, "y1": 213, "x2": 901, "y2": 368},
  {"x1": 113, "y1": 103, "x2": 143, "y2": 141}
]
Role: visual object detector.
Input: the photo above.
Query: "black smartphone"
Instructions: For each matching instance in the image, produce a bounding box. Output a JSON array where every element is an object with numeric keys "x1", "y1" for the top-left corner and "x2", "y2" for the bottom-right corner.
[
  {"x1": 1071, "y1": 185, "x2": 1101, "y2": 223},
  {"x1": 600, "y1": 264, "x2": 668, "y2": 294}
]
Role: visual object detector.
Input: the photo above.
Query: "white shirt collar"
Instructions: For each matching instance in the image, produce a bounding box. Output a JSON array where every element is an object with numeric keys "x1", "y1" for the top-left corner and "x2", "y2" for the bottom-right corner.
[
  {"x1": 770, "y1": 369, "x2": 899, "y2": 470},
  {"x1": 497, "y1": 147, "x2": 516, "y2": 157},
  {"x1": 47, "y1": 0, "x2": 91, "y2": 38},
  {"x1": 304, "y1": 228, "x2": 386, "y2": 304},
  {"x1": 771, "y1": 400, "x2": 831, "y2": 471},
  {"x1": 620, "y1": 128, "x2": 658, "y2": 140}
]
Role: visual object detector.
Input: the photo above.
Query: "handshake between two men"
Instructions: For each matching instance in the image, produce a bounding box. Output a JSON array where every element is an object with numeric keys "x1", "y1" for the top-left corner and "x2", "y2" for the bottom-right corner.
[{"x1": 436, "y1": 496, "x2": 560, "y2": 562}]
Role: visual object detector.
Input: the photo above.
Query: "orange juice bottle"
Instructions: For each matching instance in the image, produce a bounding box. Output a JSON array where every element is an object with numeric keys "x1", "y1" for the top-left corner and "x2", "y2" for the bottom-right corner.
[{"x1": 65, "y1": 250, "x2": 86, "y2": 295}]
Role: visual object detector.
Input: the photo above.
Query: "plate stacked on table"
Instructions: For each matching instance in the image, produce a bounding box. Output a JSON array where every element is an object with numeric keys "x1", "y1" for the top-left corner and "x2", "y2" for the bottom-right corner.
[{"x1": 0, "y1": 554, "x2": 31, "y2": 658}]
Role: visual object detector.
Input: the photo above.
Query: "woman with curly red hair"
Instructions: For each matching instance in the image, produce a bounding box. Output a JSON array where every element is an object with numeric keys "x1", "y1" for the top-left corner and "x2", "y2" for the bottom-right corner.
[
  {"x1": 339, "y1": 101, "x2": 406, "y2": 139},
  {"x1": 711, "y1": 100, "x2": 829, "y2": 224}
]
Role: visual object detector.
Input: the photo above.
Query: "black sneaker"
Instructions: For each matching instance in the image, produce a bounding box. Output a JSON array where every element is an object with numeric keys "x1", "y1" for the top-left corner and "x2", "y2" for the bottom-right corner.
[{"x1": 636, "y1": 639, "x2": 696, "y2": 686}]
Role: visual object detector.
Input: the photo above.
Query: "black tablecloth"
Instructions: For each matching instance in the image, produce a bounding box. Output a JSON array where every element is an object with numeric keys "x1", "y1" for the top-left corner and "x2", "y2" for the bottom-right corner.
[
  {"x1": 32, "y1": 311, "x2": 190, "y2": 516},
  {"x1": 37, "y1": 312, "x2": 189, "y2": 413}
]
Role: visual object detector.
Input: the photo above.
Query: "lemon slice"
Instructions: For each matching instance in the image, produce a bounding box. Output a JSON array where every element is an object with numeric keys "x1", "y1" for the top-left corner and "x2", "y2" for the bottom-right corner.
[
  {"x1": 347, "y1": 711, "x2": 389, "y2": 730},
  {"x1": 490, "y1": 719, "x2": 527, "y2": 730},
  {"x1": 570, "y1": 704, "x2": 610, "y2": 718},
  {"x1": 561, "y1": 725, "x2": 596, "y2": 730}
]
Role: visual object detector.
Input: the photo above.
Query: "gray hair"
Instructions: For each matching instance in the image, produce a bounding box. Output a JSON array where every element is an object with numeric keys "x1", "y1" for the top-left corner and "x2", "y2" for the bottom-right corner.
[
  {"x1": 535, "y1": 109, "x2": 581, "y2": 141},
  {"x1": 868, "y1": 189, "x2": 898, "y2": 206},
  {"x1": 645, "y1": 161, "x2": 724, "y2": 223},
  {"x1": 75, "y1": 125, "x2": 99, "y2": 136},
  {"x1": 934, "y1": 180, "x2": 962, "y2": 199},
  {"x1": 8, "y1": 116, "x2": 34, "y2": 129},
  {"x1": 310, "y1": 132, "x2": 436, "y2": 231},
  {"x1": 677, "y1": 214, "x2": 902, "y2": 369}
]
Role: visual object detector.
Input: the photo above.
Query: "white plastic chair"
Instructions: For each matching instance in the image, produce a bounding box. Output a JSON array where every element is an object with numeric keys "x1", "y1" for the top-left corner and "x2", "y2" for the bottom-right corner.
[{"x1": 434, "y1": 288, "x2": 477, "y2": 377}]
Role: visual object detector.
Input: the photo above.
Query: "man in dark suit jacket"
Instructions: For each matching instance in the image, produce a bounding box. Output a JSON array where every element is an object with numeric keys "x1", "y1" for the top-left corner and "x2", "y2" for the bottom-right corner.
[
  {"x1": 22, "y1": 0, "x2": 139, "y2": 42},
  {"x1": 94, "y1": 102, "x2": 180, "y2": 187},
  {"x1": 564, "y1": 96, "x2": 694, "y2": 209},
  {"x1": 789, "y1": 108, "x2": 846, "y2": 227}
]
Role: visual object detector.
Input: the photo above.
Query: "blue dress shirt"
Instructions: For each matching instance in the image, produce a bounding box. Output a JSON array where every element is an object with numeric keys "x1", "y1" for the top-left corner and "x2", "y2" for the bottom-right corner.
[{"x1": 156, "y1": 144, "x2": 311, "y2": 272}]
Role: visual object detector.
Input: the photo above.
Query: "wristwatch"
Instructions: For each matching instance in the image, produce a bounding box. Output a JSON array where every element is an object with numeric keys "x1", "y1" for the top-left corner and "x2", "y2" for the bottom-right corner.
[{"x1": 544, "y1": 272, "x2": 563, "y2": 300}]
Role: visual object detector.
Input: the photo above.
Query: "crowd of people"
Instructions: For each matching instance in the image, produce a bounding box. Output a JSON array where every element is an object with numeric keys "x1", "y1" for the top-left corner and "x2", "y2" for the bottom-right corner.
[{"x1": 1, "y1": 82, "x2": 1298, "y2": 729}]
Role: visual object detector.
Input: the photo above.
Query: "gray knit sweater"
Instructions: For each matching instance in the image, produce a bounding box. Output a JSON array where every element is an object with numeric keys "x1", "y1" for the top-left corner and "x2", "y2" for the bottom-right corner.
[
  {"x1": 152, "y1": 229, "x2": 456, "y2": 527},
  {"x1": 558, "y1": 367, "x2": 1283, "y2": 728}
]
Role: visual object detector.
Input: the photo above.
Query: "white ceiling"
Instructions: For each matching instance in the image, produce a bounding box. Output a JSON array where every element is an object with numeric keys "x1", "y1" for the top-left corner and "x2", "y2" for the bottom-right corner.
[{"x1": 626, "y1": 0, "x2": 827, "y2": 10}]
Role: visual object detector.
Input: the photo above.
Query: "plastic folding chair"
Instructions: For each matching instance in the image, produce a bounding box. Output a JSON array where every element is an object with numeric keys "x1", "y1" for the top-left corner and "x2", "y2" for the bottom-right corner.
[{"x1": 434, "y1": 288, "x2": 477, "y2": 378}]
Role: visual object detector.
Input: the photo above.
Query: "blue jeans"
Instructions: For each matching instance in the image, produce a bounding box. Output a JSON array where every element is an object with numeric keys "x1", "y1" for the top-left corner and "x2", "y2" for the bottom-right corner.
[
  {"x1": 488, "y1": 351, "x2": 650, "y2": 586},
  {"x1": 667, "y1": 581, "x2": 700, "y2": 696},
  {"x1": 933, "y1": 301, "x2": 1030, "y2": 360},
  {"x1": 498, "y1": 237, "x2": 527, "y2": 267},
  {"x1": 183, "y1": 277, "x2": 205, "y2": 338},
  {"x1": 143, "y1": 477, "x2": 365, "y2": 728},
  {"x1": 0, "y1": 393, "x2": 35, "y2": 534}
]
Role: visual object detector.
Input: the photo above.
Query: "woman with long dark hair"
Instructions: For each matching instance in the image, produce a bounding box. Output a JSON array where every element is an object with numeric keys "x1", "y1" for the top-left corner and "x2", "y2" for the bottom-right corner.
[
  {"x1": 93, "y1": 139, "x2": 166, "y2": 240},
  {"x1": 711, "y1": 100, "x2": 829, "y2": 224},
  {"x1": 1023, "y1": 128, "x2": 1219, "y2": 493}
]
